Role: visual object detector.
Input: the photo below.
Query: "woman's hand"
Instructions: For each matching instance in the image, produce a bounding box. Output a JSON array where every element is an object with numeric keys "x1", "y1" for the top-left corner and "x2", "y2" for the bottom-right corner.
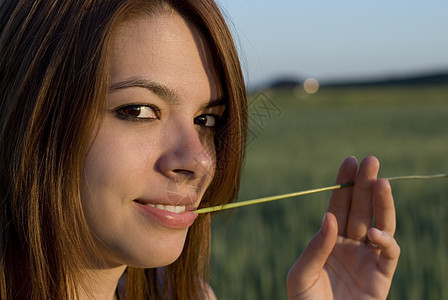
[{"x1": 287, "y1": 156, "x2": 400, "y2": 300}]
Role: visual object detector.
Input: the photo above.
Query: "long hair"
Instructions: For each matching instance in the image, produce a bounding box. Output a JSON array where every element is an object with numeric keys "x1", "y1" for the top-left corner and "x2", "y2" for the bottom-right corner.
[{"x1": 0, "y1": 0, "x2": 247, "y2": 299}]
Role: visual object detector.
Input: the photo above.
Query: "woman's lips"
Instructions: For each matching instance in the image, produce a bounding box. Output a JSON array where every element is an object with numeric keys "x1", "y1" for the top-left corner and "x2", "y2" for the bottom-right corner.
[
  {"x1": 133, "y1": 200, "x2": 198, "y2": 229},
  {"x1": 145, "y1": 203, "x2": 186, "y2": 213}
]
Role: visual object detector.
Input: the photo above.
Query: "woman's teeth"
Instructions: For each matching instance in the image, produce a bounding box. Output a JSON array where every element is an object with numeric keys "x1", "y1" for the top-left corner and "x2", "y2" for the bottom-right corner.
[{"x1": 146, "y1": 204, "x2": 186, "y2": 213}]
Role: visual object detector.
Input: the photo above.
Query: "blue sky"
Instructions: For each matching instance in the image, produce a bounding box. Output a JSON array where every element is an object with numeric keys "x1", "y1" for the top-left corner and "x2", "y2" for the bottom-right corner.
[{"x1": 217, "y1": 0, "x2": 448, "y2": 87}]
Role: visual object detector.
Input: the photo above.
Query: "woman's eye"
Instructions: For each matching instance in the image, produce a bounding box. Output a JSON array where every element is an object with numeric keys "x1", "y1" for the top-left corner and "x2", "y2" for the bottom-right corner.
[
  {"x1": 114, "y1": 105, "x2": 159, "y2": 121},
  {"x1": 194, "y1": 114, "x2": 220, "y2": 128}
]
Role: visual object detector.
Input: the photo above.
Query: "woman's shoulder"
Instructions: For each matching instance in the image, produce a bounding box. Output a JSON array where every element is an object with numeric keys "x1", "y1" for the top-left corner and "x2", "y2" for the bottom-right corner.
[
  {"x1": 118, "y1": 268, "x2": 217, "y2": 299},
  {"x1": 202, "y1": 282, "x2": 217, "y2": 300}
]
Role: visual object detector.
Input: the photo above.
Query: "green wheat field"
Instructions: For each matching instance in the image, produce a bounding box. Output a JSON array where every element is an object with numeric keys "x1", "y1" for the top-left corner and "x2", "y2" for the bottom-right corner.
[{"x1": 209, "y1": 84, "x2": 448, "y2": 299}]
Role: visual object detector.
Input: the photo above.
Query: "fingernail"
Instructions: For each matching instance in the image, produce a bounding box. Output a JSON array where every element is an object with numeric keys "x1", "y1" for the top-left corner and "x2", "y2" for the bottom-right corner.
[
  {"x1": 321, "y1": 213, "x2": 328, "y2": 234},
  {"x1": 372, "y1": 227, "x2": 383, "y2": 236}
]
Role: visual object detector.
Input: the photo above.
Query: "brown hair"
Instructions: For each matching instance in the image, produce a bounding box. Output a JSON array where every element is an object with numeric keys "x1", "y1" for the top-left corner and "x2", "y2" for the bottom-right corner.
[{"x1": 0, "y1": 0, "x2": 247, "y2": 299}]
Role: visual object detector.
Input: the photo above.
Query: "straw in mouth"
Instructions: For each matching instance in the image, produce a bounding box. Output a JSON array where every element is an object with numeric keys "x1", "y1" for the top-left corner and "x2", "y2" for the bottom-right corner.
[{"x1": 193, "y1": 173, "x2": 448, "y2": 214}]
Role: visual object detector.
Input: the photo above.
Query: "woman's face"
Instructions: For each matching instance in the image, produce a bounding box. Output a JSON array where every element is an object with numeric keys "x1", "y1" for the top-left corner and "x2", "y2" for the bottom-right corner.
[{"x1": 81, "y1": 13, "x2": 223, "y2": 268}]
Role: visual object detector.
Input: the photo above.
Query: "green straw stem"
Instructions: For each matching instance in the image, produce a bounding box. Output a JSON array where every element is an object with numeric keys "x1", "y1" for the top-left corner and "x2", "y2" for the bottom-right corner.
[{"x1": 193, "y1": 173, "x2": 448, "y2": 214}]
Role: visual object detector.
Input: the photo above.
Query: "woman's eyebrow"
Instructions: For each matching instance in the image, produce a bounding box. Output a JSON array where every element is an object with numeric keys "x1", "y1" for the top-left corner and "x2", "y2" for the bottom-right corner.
[
  {"x1": 201, "y1": 97, "x2": 226, "y2": 109},
  {"x1": 109, "y1": 77, "x2": 226, "y2": 108},
  {"x1": 109, "y1": 77, "x2": 180, "y2": 105}
]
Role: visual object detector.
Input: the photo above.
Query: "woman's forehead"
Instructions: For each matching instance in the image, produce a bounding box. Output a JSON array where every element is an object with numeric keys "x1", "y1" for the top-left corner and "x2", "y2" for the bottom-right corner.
[{"x1": 109, "y1": 13, "x2": 223, "y2": 103}]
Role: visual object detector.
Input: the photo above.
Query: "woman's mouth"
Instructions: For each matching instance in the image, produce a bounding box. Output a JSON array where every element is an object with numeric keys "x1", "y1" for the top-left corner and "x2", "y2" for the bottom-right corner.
[
  {"x1": 144, "y1": 203, "x2": 186, "y2": 213},
  {"x1": 133, "y1": 199, "x2": 197, "y2": 229}
]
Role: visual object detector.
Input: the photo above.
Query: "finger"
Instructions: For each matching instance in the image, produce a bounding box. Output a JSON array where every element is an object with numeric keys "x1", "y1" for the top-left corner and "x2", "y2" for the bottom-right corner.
[
  {"x1": 346, "y1": 156, "x2": 380, "y2": 241},
  {"x1": 373, "y1": 178, "x2": 396, "y2": 236},
  {"x1": 327, "y1": 156, "x2": 358, "y2": 235},
  {"x1": 367, "y1": 228, "x2": 400, "y2": 278},
  {"x1": 287, "y1": 213, "x2": 338, "y2": 291}
]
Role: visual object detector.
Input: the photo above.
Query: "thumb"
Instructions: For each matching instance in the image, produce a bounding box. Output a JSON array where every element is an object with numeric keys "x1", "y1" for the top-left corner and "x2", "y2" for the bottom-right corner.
[{"x1": 287, "y1": 212, "x2": 338, "y2": 293}]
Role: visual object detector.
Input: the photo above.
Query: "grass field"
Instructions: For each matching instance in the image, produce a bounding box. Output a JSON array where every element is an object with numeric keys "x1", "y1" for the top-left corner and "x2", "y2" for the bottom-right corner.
[{"x1": 209, "y1": 85, "x2": 448, "y2": 299}]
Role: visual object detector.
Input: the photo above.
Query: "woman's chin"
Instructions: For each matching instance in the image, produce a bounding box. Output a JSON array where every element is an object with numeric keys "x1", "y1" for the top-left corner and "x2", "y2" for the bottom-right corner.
[
  {"x1": 121, "y1": 236, "x2": 187, "y2": 269},
  {"x1": 127, "y1": 251, "x2": 183, "y2": 269}
]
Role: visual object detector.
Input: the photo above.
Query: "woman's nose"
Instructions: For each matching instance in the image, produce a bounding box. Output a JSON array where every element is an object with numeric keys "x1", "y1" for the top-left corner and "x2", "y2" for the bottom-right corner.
[{"x1": 156, "y1": 126, "x2": 215, "y2": 182}]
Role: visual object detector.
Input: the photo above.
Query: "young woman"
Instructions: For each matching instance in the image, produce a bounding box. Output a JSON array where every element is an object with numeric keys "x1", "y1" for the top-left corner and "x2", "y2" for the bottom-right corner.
[{"x1": 0, "y1": 0, "x2": 399, "y2": 299}]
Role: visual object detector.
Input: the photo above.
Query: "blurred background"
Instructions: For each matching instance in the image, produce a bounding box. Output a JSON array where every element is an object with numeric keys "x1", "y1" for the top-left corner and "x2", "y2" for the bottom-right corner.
[
  {"x1": 209, "y1": 1, "x2": 448, "y2": 299},
  {"x1": 218, "y1": 0, "x2": 448, "y2": 89}
]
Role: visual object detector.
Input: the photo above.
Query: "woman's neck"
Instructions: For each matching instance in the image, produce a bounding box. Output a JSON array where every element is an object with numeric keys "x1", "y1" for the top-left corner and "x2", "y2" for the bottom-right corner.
[{"x1": 78, "y1": 265, "x2": 127, "y2": 300}]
